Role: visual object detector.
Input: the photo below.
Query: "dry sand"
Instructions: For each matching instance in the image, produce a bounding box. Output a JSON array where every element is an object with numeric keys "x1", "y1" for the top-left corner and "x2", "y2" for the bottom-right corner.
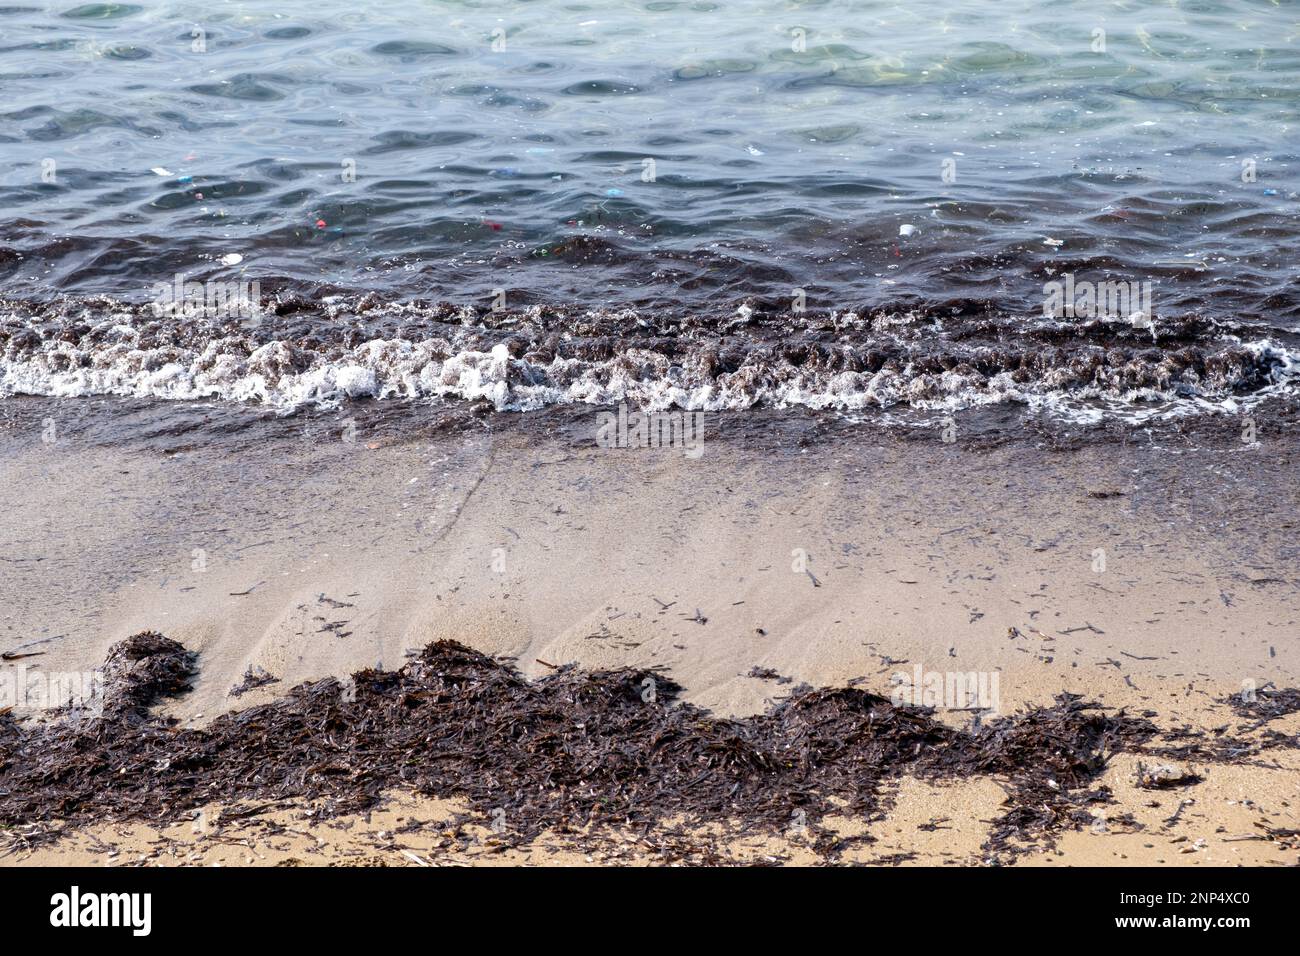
[
  {"x1": 1, "y1": 400, "x2": 1297, "y2": 865},
  {"x1": 6, "y1": 754, "x2": 1296, "y2": 867}
]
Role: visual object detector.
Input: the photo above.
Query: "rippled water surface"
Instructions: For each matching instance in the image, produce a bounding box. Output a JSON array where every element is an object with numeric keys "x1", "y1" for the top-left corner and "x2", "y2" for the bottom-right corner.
[{"x1": 1, "y1": 1, "x2": 1298, "y2": 417}]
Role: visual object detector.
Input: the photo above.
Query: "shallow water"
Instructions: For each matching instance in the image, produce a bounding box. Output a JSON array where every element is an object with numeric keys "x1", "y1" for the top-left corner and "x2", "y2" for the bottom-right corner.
[{"x1": 1, "y1": 1, "x2": 1298, "y2": 417}]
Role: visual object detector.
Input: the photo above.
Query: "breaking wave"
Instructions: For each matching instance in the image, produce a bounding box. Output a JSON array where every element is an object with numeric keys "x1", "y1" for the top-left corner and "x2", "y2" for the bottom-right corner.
[{"x1": 1, "y1": 296, "x2": 1297, "y2": 421}]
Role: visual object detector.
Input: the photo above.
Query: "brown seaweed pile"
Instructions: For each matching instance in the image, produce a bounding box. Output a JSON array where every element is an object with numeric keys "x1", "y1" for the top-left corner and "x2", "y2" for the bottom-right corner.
[
  {"x1": 0, "y1": 631, "x2": 1263, "y2": 863},
  {"x1": 1226, "y1": 685, "x2": 1300, "y2": 725},
  {"x1": 99, "y1": 630, "x2": 198, "y2": 722}
]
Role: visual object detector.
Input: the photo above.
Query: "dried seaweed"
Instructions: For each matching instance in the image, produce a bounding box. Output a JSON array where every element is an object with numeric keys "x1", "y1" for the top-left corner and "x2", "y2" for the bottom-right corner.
[
  {"x1": 99, "y1": 631, "x2": 197, "y2": 722},
  {"x1": 0, "y1": 634, "x2": 1271, "y2": 863},
  {"x1": 229, "y1": 665, "x2": 280, "y2": 698},
  {"x1": 746, "y1": 666, "x2": 792, "y2": 685},
  {"x1": 1225, "y1": 686, "x2": 1300, "y2": 724}
]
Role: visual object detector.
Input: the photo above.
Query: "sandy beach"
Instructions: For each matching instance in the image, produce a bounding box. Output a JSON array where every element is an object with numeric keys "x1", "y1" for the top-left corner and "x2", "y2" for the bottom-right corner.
[
  {"x1": 4, "y1": 2, "x2": 1300, "y2": 929},
  {"x1": 2, "y1": 397, "x2": 1297, "y2": 866}
]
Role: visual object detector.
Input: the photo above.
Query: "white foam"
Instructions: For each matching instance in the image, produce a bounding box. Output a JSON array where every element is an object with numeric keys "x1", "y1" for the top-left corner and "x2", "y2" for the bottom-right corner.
[{"x1": 2, "y1": 321, "x2": 1298, "y2": 421}]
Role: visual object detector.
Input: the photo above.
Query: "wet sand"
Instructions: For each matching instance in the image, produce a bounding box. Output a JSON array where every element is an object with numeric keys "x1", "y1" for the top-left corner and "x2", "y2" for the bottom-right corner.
[{"x1": 1, "y1": 398, "x2": 1298, "y2": 865}]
